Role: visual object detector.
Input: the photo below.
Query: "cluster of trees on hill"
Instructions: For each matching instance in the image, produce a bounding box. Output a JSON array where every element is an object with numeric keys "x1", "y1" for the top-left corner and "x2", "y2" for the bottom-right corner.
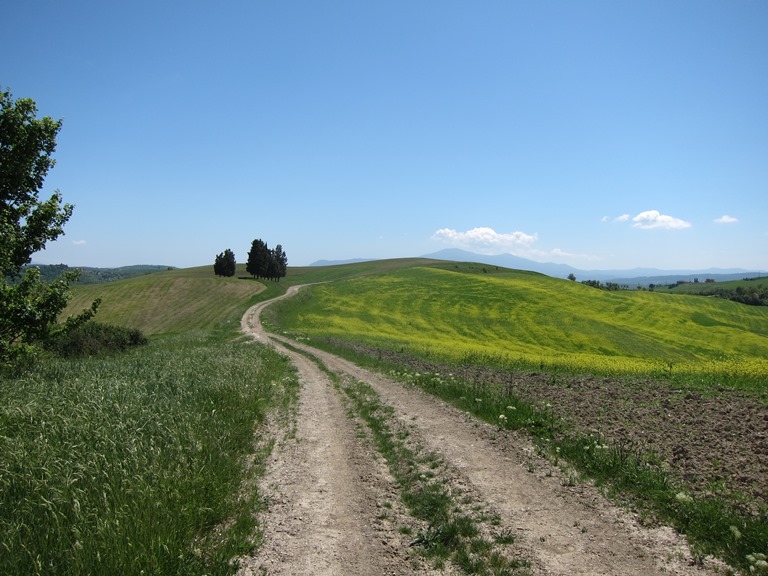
[
  {"x1": 213, "y1": 240, "x2": 288, "y2": 282},
  {"x1": 246, "y1": 240, "x2": 287, "y2": 281},
  {"x1": 725, "y1": 286, "x2": 768, "y2": 306},
  {"x1": 568, "y1": 274, "x2": 627, "y2": 292},
  {"x1": 580, "y1": 279, "x2": 628, "y2": 291},
  {"x1": 689, "y1": 285, "x2": 768, "y2": 306},
  {"x1": 213, "y1": 249, "x2": 236, "y2": 277}
]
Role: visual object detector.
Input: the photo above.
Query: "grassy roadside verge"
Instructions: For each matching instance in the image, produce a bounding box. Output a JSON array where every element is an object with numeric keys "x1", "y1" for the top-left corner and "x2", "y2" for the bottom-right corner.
[
  {"x1": 283, "y1": 337, "x2": 768, "y2": 575},
  {"x1": 0, "y1": 331, "x2": 299, "y2": 575}
]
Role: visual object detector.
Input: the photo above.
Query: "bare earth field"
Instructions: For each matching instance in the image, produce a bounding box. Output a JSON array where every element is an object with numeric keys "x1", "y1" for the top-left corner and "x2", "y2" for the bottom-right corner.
[
  {"x1": 237, "y1": 287, "x2": 735, "y2": 575},
  {"x1": 337, "y1": 345, "x2": 768, "y2": 511}
]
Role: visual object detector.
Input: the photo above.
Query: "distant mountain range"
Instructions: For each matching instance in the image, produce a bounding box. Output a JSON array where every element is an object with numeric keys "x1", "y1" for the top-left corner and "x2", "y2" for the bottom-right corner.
[
  {"x1": 311, "y1": 249, "x2": 766, "y2": 286},
  {"x1": 308, "y1": 258, "x2": 372, "y2": 267}
]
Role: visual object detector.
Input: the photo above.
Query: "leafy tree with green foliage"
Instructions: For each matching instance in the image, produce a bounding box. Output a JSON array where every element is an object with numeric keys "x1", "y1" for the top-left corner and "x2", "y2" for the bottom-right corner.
[
  {"x1": 0, "y1": 88, "x2": 98, "y2": 367},
  {"x1": 213, "y1": 248, "x2": 236, "y2": 277}
]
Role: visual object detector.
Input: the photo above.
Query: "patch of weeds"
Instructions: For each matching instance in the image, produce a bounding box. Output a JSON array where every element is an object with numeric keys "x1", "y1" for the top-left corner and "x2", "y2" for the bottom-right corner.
[
  {"x1": 561, "y1": 472, "x2": 578, "y2": 487},
  {"x1": 486, "y1": 513, "x2": 502, "y2": 527},
  {"x1": 44, "y1": 321, "x2": 148, "y2": 357},
  {"x1": 746, "y1": 552, "x2": 768, "y2": 574},
  {"x1": 494, "y1": 529, "x2": 517, "y2": 545},
  {"x1": 470, "y1": 537, "x2": 494, "y2": 554}
]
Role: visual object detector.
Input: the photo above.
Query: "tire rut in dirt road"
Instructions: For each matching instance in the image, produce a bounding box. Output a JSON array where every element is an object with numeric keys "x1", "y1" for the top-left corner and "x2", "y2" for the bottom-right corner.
[{"x1": 236, "y1": 351, "x2": 392, "y2": 575}]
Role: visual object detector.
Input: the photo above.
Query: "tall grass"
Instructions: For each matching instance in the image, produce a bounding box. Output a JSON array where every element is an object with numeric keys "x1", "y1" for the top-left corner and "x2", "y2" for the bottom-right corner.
[{"x1": 0, "y1": 331, "x2": 299, "y2": 575}]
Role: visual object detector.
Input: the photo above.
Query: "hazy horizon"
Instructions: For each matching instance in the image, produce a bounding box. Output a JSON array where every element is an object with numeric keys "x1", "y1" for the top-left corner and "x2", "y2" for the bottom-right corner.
[{"x1": 31, "y1": 247, "x2": 767, "y2": 277}]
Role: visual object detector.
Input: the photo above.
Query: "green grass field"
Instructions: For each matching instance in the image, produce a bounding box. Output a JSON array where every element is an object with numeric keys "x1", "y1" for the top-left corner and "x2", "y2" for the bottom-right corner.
[
  {"x1": 0, "y1": 331, "x2": 299, "y2": 575},
  {"x1": 266, "y1": 262, "x2": 768, "y2": 389},
  {"x1": 54, "y1": 257, "x2": 768, "y2": 482},
  {"x1": 265, "y1": 260, "x2": 768, "y2": 571},
  {"x1": 6, "y1": 257, "x2": 767, "y2": 574},
  {"x1": 63, "y1": 265, "x2": 266, "y2": 334},
  {"x1": 3, "y1": 265, "x2": 302, "y2": 575},
  {"x1": 62, "y1": 259, "x2": 447, "y2": 335}
]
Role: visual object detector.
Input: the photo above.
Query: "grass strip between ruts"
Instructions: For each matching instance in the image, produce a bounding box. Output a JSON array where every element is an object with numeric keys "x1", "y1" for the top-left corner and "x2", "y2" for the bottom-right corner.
[{"x1": 282, "y1": 341, "x2": 533, "y2": 576}]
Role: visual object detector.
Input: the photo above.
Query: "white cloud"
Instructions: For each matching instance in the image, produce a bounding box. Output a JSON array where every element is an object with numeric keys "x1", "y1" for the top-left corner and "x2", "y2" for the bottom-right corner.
[
  {"x1": 714, "y1": 214, "x2": 739, "y2": 224},
  {"x1": 72, "y1": 240, "x2": 87, "y2": 245},
  {"x1": 432, "y1": 226, "x2": 537, "y2": 253},
  {"x1": 547, "y1": 248, "x2": 600, "y2": 262},
  {"x1": 631, "y1": 210, "x2": 691, "y2": 230},
  {"x1": 550, "y1": 247, "x2": 598, "y2": 261},
  {"x1": 615, "y1": 214, "x2": 630, "y2": 222}
]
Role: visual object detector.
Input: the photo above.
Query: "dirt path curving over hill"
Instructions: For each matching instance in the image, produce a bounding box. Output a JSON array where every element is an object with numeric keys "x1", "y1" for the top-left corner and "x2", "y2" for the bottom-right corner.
[
  {"x1": 237, "y1": 286, "x2": 729, "y2": 576},
  {"x1": 238, "y1": 288, "x2": 434, "y2": 576}
]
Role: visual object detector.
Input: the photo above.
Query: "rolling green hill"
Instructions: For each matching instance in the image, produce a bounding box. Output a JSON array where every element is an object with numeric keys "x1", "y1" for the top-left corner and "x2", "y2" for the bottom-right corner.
[
  {"x1": 63, "y1": 258, "x2": 444, "y2": 334},
  {"x1": 64, "y1": 265, "x2": 266, "y2": 334},
  {"x1": 64, "y1": 258, "x2": 768, "y2": 386},
  {"x1": 266, "y1": 261, "x2": 768, "y2": 387},
  {"x1": 42, "y1": 256, "x2": 768, "y2": 571}
]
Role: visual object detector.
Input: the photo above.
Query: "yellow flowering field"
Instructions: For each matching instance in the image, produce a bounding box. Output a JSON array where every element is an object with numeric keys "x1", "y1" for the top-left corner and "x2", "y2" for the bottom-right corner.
[{"x1": 271, "y1": 265, "x2": 768, "y2": 389}]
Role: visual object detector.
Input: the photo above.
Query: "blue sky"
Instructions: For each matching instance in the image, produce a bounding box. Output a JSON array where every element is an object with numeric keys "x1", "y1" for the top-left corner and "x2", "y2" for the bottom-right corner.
[{"x1": 5, "y1": 1, "x2": 767, "y2": 270}]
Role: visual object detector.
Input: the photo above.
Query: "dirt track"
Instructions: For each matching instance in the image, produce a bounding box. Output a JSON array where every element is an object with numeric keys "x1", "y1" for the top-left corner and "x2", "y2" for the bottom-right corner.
[{"x1": 236, "y1": 286, "x2": 729, "y2": 576}]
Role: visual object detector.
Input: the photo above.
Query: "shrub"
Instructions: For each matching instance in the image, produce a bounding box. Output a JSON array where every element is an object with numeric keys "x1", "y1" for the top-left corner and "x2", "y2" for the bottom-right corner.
[{"x1": 46, "y1": 321, "x2": 148, "y2": 357}]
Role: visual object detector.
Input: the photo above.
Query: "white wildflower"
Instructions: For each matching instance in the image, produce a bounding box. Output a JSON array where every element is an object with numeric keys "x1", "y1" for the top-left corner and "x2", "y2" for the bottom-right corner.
[{"x1": 675, "y1": 492, "x2": 693, "y2": 504}]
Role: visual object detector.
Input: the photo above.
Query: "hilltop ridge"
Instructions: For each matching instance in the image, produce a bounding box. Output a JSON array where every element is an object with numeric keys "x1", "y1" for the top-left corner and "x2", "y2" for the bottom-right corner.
[{"x1": 311, "y1": 249, "x2": 765, "y2": 285}]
